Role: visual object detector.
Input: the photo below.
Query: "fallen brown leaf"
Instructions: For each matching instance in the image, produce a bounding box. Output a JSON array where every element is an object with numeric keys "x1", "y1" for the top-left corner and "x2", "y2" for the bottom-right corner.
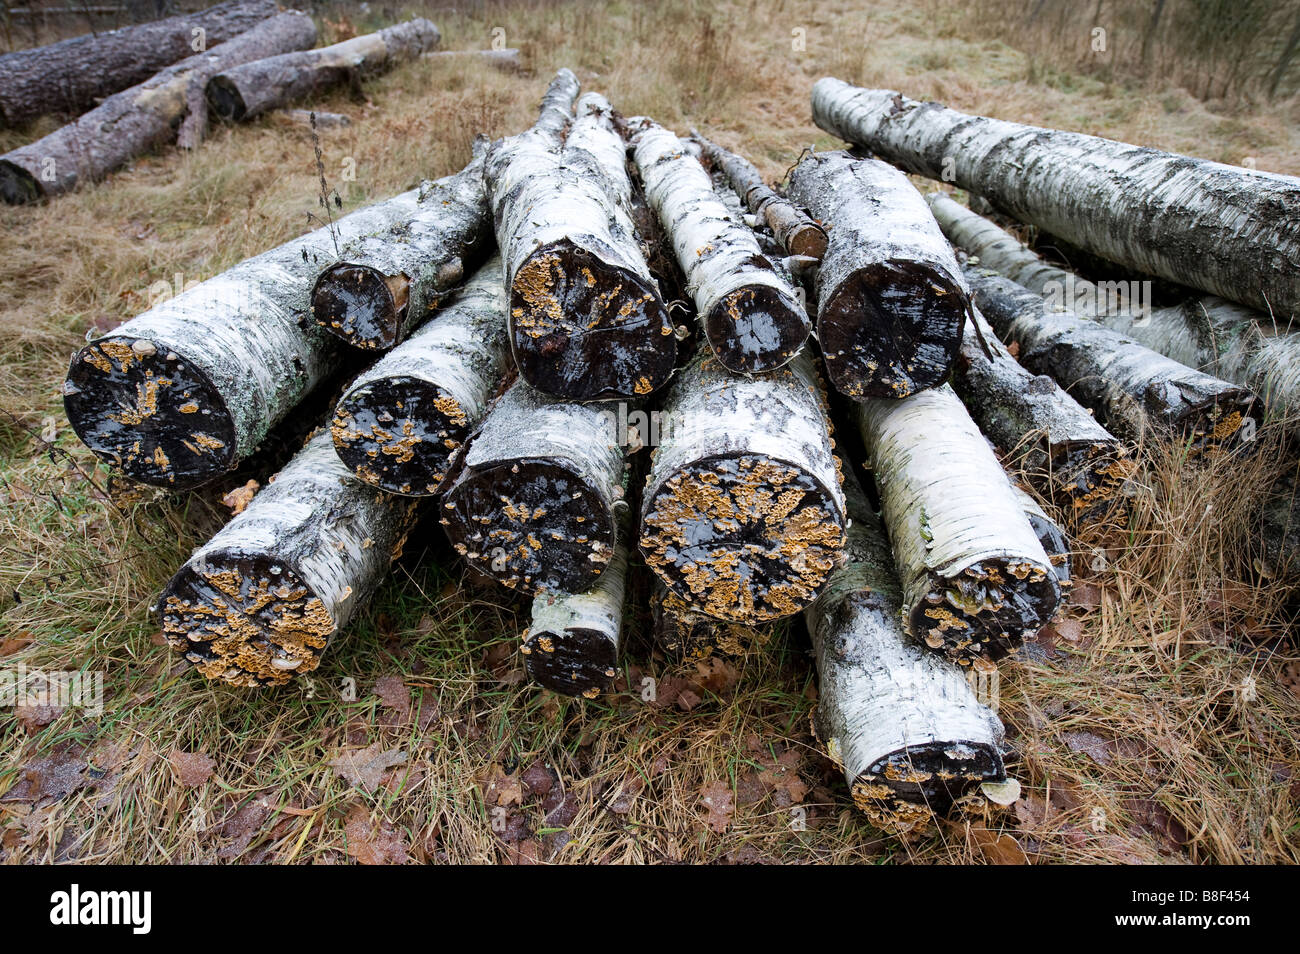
[
  {"x1": 330, "y1": 743, "x2": 407, "y2": 792},
  {"x1": 169, "y1": 750, "x2": 215, "y2": 788}
]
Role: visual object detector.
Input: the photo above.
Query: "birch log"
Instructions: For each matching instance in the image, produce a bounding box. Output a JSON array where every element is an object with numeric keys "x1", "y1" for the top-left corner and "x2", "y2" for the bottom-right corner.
[
  {"x1": 331, "y1": 256, "x2": 511, "y2": 495},
  {"x1": 690, "y1": 130, "x2": 827, "y2": 260},
  {"x1": 64, "y1": 160, "x2": 480, "y2": 488},
  {"x1": 0, "y1": 11, "x2": 318, "y2": 202},
  {"x1": 953, "y1": 305, "x2": 1133, "y2": 522},
  {"x1": 439, "y1": 381, "x2": 627, "y2": 594},
  {"x1": 649, "y1": 581, "x2": 770, "y2": 659},
  {"x1": 422, "y1": 48, "x2": 522, "y2": 72},
  {"x1": 1013, "y1": 485, "x2": 1071, "y2": 592},
  {"x1": 967, "y1": 269, "x2": 1261, "y2": 454},
  {"x1": 854, "y1": 384, "x2": 1062, "y2": 665},
  {"x1": 310, "y1": 70, "x2": 578, "y2": 350},
  {"x1": 785, "y1": 151, "x2": 971, "y2": 399},
  {"x1": 640, "y1": 349, "x2": 847, "y2": 622},
  {"x1": 928, "y1": 193, "x2": 1300, "y2": 428},
  {"x1": 159, "y1": 430, "x2": 418, "y2": 688},
  {"x1": 521, "y1": 513, "x2": 630, "y2": 697},
  {"x1": 206, "y1": 19, "x2": 442, "y2": 122},
  {"x1": 0, "y1": 0, "x2": 278, "y2": 126},
  {"x1": 487, "y1": 90, "x2": 676, "y2": 400},
  {"x1": 806, "y1": 482, "x2": 1005, "y2": 830},
  {"x1": 631, "y1": 119, "x2": 810, "y2": 374},
  {"x1": 811, "y1": 79, "x2": 1300, "y2": 318}
]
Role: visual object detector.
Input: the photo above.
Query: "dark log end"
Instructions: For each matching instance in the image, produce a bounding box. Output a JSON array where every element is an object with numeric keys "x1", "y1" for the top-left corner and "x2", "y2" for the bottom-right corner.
[
  {"x1": 510, "y1": 242, "x2": 675, "y2": 400},
  {"x1": 160, "y1": 550, "x2": 334, "y2": 688},
  {"x1": 311, "y1": 263, "x2": 407, "y2": 350},
  {"x1": 910, "y1": 560, "x2": 1060, "y2": 665},
  {"x1": 1050, "y1": 442, "x2": 1136, "y2": 528},
  {"x1": 441, "y1": 458, "x2": 616, "y2": 593},
  {"x1": 205, "y1": 75, "x2": 248, "y2": 123},
  {"x1": 704, "y1": 284, "x2": 810, "y2": 374},
  {"x1": 820, "y1": 264, "x2": 967, "y2": 399},
  {"x1": 522, "y1": 625, "x2": 618, "y2": 697},
  {"x1": 0, "y1": 159, "x2": 43, "y2": 205},
  {"x1": 1175, "y1": 388, "x2": 1261, "y2": 456},
  {"x1": 651, "y1": 587, "x2": 770, "y2": 658},
  {"x1": 852, "y1": 740, "x2": 1004, "y2": 828},
  {"x1": 64, "y1": 336, "x2": 237, "y2": 488},
  {"x1": 641, "y1": 453, "x2": 846, "y2": 622},
  {"x1": 332, "y1": 376, "x2": 467, "y2": 496}
]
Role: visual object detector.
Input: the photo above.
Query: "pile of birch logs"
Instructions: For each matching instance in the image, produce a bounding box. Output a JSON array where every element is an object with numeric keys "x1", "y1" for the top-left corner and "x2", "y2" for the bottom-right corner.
[{"x1": 54, "y1": 61, "x2": 1299, "y2": 835}]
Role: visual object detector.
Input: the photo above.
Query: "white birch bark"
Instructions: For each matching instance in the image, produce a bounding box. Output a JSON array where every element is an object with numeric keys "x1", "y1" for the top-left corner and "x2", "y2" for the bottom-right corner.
[
  {"x1": 439, "y1": 380, "x2": 628, "y2": 595},
  {"x1": 331, "y1": 256, "x2": 510, "y2": 495},
  {"x1": 785, "y1": 151, "x2": 970, "y2": 399},
  {"x1": 630, "y1": 119, "x2": 809, "y2": 374},
  {"x1": 854, "y1": 383, "x2": 1061, "y2": 665},
  {"x1": 812, "y1": 79, "x2": 1300, "y2": 318},
  {"x1": 159, "y1": 430, "x2": 418, "y2": 688},
  {"x1": 640, "y1": 348, "x2": 847, "y2": 622}
]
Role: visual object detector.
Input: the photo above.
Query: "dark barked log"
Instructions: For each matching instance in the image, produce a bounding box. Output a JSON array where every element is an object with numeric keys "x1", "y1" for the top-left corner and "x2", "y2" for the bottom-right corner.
[
  {"x1": 0, "y1": 0, "x2": 278, "y2": 126},
  {"x1": 1012, "y1": 484, "x2": 1071, "y2": 593},
  {"x1": 331, "y1": 256, "x2": 510, "y2": 495},
  {"x1": 310, "y1": 69, "x2": 579, "y2": 351},
  {"x1": 487, "y1": 90, "x2": 676, "y2": 400},
  {"x1": 928, "y1": 193, "x2": 1300, "y2": 429},
  {"x1": 853, "y1": 383, "x2": 1062, "y2": 666},
  {"x1": 521, "y1": 510, "x2": 631, "y2": 698},
  {"x1": 967, "y1": 269, "x2": 1261, "y2": 454},
  {"x1": 159, "y1": 430, "x2": 418, "y2": 688},
  {"x1": 640, "y1": 348, "x2": 847, "y2": 622},
  {"x1": 812, "y1": 79, "x2": 1300, "y2": 318},
  {"x1": 689, "y1": 130, "x2": 828, "y2": 260},
  {"x1": 630, "y1": 118, "x2": 810, "y2": 374},
  {"x1": 649, "y1": 580, "x2": 770, "y2": 659},
  {"x1": 439, "y1": 380, "x2": 627, "y2": 594},
  {"x1": 806, "y1": 476, "x2": 1005, "y2": 832},
  {"x1": 0, "y1": 11, "x2": 318, "y2": 203},
  {"x1": 953, "y1": 304, "x2": 1134, "y2": 525},
  {"x1": 206, "y1": 18, "x2": 441, "y2": 123},
  {"x1": 422, "y1": 48, "x2": 522, "y2": 72},
  {"x1": 64, "y1": 158, "x2": 482, "y2": 489},
  {"x1": 785, "y1": 151, "x2": 971, "y2": 400}
]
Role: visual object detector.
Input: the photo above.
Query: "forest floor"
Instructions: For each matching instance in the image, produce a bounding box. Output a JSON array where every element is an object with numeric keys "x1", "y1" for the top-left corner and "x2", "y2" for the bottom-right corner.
[{"x1": 1, "y1": 0, "x2": 1297, "y2": 864}]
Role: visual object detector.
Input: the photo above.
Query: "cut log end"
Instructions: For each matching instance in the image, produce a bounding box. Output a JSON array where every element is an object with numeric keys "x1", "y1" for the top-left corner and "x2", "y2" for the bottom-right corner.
[
  {"x1": 441, "y1": 458, "x2": 616, "y2": 593},
  {"x1": 821, "y1": 264, "x2": 967, "y2": 399},
  {"x1": 705, "y1": 283, "x2": 809, "y2": 374},
  {"x1": 651, "y1": 585, "x2": 770, "y2": 658},
  {"x1": 64, "y1": 336, "x2": 236, "y2": 487},
  {"x1": 1176, "y1": 389, "x2": 1260, "y2": 454},
  {"x1": 0, "y1": 159, "x2": 42, "y2": 205},
  {"x1": 311, "y1": 263, "x2": 410, "y2": 351},
  {"x1": 332, "y1": 377, "x2": 467, "y2": 496},
  {"x1": 1050, "y1": 440, "x2": 1136, "y2": 521},
  {"x1": 786, "y1": 223, "x2": 829, "y2": 261},
  {"x1": 205, "y1": 74, "x2": 248, "y2": 122},
  {"x1": 849, "y1": 740, "x2": 1003, "y2": 830},
  {"x1": 641, "y1": 454, "x2": 846, "y2": 622},
  {"x1": 160, "y1": 551, "x2": 334, "y2": 688},
  {"x1": 521, "y1": 624, "x2": 618, "y2": 698},
  {"x1": 510, "y1": 242, "x2": 675, "y2": 400},
  {"x1": 911, "y1": 559, "x2": 1057, "y2": 665}
]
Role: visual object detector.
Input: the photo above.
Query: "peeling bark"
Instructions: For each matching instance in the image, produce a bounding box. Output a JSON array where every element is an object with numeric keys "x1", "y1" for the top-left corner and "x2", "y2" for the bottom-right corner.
[
  {"x1": 521, "y1": 513, "x2": 630, "y2": 697},
  {"x1": 0, "y1": 11, "x2": 318, "y2": 202},
  {"x1": 806, "y1": 478, "x2": 1005, "y2": 831},
  {"x1": 159, "y1": 430, "x2": 418, "y2": 688},
  {"x1": 630, "y1": 119, "x2": 809, "y2": 374},
  {"x1": 331, "y1": 256, "x2": 511, "y2": 495},
  {"x1": 648, "y1": 580, "x2": 771, "y2": 659},
  {"x1": 690, "y1": 130, "x2": 827, "y2": 260},
  {"x1": 0, "y1": 0, "x2": 278, "y2": 126},
  {"x1": 786, "y1": 151, "x2": 970, "y2": 399},
  {"x1": 64, "y1": 161, "x2": 482, "y2": 489},
  {"x1": 953, "y1": 304, "x2": 1133, "y2": 524},
  {"x1": 487, "y1": 89, "x2": 676, "y2": 400},
  {"x1": 206, "y1": 18, "x2": 441, "y2": 122},
  {"x1": 439, "y1": 380, "x2": 628, "y2": 595},
  {"x1": 854, "y1": 383, "x2": 1062, "y2": 665},
  {"x1": 309, "y1": 150, "x2": 492, "y2": 350},
  {"x1": 640, "y1": 348, "x2": 847, "y2": 623},
  {"x1": 967, "y1": 269, "x2": 1261, "y2": 454},
  {"x1": 812, "y1": 79, "x2": 1300, "y2": 318},
  {"x1": 929, "y1": 192, "x2": 1300, "y2": 428}
]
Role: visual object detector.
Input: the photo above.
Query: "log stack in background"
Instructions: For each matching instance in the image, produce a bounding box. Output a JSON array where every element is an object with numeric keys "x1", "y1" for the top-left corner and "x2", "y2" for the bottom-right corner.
[{"x1": 41, "y1": 43, "x2": 1300, "y2": 840}]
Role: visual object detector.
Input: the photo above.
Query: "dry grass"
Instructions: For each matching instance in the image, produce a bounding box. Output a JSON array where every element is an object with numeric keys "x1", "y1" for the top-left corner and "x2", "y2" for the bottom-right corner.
[{"x1": 1, "y1": 0, "x2": 1297, "y2": 864}]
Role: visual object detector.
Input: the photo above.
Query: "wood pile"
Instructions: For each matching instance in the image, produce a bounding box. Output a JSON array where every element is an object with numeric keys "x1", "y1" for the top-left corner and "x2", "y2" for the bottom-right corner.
[{"x1": 38, "y1": 35, "x2": 1299, "y2": 835}]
